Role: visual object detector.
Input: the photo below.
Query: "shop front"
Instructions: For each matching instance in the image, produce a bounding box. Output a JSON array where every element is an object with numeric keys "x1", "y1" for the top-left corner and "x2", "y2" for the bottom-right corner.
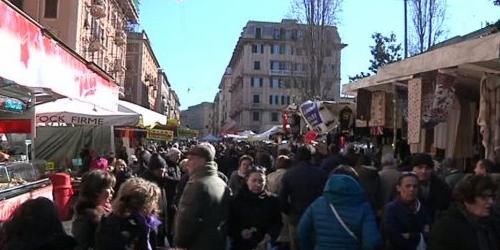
[{"x1": 0, "y1": 0, "x2": 120, "y2": 220}]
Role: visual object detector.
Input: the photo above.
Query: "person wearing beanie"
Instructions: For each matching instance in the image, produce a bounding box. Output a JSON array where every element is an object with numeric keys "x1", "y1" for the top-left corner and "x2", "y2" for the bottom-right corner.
[
  {"x1": 174, "y1": 143, "x2": 231, "y2": 250},
  {"x1": 139, "y1": 153, "x2": 170, "y2": 248},
  {"x1": 160, "y1": 147, "x2": 182, "y2": 244},
  {"x1": 410, "y1": 153, "x2": 451, "y2": 221}
]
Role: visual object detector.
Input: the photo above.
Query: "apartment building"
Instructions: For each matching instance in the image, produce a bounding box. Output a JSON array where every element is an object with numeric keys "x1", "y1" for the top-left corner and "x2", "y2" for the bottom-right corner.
[
  {"x1": 180, "y1": 102, "x2": 213, "y2": 137},
  {"x1": 9, "y1": 0, "x2": 139, "y2": 95},
  {"x1": 168, "y1": 90, "x2": 181, "y2": 121},
  {"x1": 124, "y1": 30, "x2": 163, "y2": 110},
  {"x1": 217, "y1": 19, "x2": 343, "y2": 133}
]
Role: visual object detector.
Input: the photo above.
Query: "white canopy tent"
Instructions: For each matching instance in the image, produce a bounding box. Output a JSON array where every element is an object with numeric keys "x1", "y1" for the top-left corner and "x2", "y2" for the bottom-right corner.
[
  {"x1": 118, "y1": 100, "x2": 167, "y2": 127},
  {"x1": 35, "y1": 98, "x2": 140, "y2": 126}
]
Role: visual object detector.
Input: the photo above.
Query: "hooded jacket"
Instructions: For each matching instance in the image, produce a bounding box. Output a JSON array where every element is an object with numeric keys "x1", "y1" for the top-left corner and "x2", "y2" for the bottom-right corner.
[{"x1": 298, "y1": 175, "x2": 382, "y2": 250}]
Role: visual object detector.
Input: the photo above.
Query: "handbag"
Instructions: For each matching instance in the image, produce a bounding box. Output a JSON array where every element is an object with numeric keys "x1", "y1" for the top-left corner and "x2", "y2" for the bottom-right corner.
[{"x1": 329, "y1": 203, "x2": 358, "y2": 241}]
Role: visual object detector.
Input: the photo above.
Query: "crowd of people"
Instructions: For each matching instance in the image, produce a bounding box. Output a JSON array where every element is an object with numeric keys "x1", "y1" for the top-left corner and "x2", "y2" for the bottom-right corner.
[{"x1": 0, "y1": 139, "x2": 500, "y2": 250}]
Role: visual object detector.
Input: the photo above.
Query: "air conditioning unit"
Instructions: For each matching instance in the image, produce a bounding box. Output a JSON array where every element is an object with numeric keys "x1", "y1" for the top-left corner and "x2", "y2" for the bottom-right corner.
[
  {"x1": 88, "y1": 40, "x2": 102, "y2": 52},
  {"x1": 115, "y1": 30, "x2": 126, "y2": 46},
  {"x1": 90, "y1": 2, "x2": 106, "y2": 19}
]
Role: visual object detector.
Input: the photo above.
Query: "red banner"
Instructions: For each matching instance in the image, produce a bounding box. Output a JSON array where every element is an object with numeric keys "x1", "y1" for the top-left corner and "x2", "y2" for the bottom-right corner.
[{"x1": 0, "y1": 1, "x2": 118, "y2": 110}]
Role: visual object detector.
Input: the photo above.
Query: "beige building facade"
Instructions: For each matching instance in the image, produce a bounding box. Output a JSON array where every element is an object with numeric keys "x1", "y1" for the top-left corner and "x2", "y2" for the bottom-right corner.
[
  {"x1": 181, "y1": 102, "x2": 213, "y2": 137},
  {"x1": 216, "y1": 19, "x2": 343, "y2": 133},
  {"x1": 123, "y1": 31, "x2": 161, "y2": 110},
  {"x1": 9, "y1": 0, "x2": 139, "y2": 96}
]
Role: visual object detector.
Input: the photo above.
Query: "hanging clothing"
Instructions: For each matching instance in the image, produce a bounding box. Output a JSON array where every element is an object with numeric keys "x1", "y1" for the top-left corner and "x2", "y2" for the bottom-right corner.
[
  {"x1": 408, "y1": 78, "x2": 423, "y2": 144},
  {"x1": 370, "y1": 91, "x2": 386, "y2": 127},
  {"x1": 356, "y1": 89, "x2": 372, "y2": 123},
  {"x1": 477, "y1": 75, "x2": 500, "y2": 162},
  {"x1": 446, "y1": 97, "x2": 461, "y2": 159},
  {"x1": 423, "y1": 74, "x2": 456, "y2": 128}
]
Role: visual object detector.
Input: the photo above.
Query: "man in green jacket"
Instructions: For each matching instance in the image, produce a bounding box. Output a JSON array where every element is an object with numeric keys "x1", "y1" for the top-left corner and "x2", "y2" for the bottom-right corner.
[{"x1": 174, "y1": 143, "x2": 231, "y2": 250}]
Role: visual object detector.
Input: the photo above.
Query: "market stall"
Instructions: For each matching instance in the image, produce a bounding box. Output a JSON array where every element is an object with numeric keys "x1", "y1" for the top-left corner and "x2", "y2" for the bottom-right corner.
[
  {"x1": 344, "y1": 27, "x2": 500, "y2": 167},
  {"x1": 0, "y1": 0, "x2": 121, "y2": 220}
]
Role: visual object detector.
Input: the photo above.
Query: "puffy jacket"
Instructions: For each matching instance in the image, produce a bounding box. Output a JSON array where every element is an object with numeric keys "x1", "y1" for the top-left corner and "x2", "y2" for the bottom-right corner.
[{"x1": 298, "y1": 175, "x2": 382, "y2": 250}]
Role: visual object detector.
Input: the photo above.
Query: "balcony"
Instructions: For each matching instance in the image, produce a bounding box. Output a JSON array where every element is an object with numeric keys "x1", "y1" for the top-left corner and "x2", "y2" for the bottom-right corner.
[
  {"x1": 90, "y1": 1, "x2": 106, "y2": 19},
  {"x1": 88, "y1": 40, "x2": 103, "y2": 52},
  {"x1": 269, "y1": 69, "x2": 307, "y2": 76},
  {"x1": 111, "y1": 59, "x2": 126, "y2": 73},
  {"x1": 115, "y1": 30, "x2": 127, "y2": 46}
]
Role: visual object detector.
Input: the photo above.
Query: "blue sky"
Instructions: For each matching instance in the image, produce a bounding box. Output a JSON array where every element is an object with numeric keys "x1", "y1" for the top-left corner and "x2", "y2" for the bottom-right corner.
[{"x1": 139, "y1": 0, "x2": 499, "y2": 109}]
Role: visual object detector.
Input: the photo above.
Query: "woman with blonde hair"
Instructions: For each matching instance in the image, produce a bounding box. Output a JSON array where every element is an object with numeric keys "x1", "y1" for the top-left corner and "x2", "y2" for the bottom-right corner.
[{"x1": 96, "y1": 177, "x2": 162, "y2": 250}]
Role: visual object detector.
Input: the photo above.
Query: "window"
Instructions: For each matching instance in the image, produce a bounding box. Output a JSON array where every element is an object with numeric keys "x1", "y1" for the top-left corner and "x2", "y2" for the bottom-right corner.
[
  {"x1": 260, "y1": 44, "x2": 264, "y2": 54},
  {"x1": 274, "y1": 95, "x2": 279, "y2": 105},
  {"x1": 271, "y1": 44, "x2": 279, "y2": 54},
  {"x1": 253, "y1": 112, "x2": 260, "y2": 121},
  {"x1": 279, "y1": 44, "x2": 286, "y2": 54},
  {"x1": 253, "y1": 95, "x2": 260, "y2": 104},
  {"x1": 255, "y1": 27, "x2": 262, "y2": 39},
  {"x1": 270, "y1": 61, "x2": 280, "y2": 70},
  {"x1": 271, "y1": 78, "x2": 280, "y2": 88},
  {"x1": 44, "y1": 0, "x2": 58, "y2": 18},
  {"x1": 269, "y1": 95, "x2": 273, "y2": 105},
  {"x1": 273, "y1": 29, "x2": 280, "y2": 40},
  {"x1": 271, "y1": 112, "x2": 279, "y2": 122},
  {"x1": 251, "y1": 77, "x2": 263, "y2": 88},
  {"x1": 287, "y1": 96, "x2": 291, "y2": 104},
  {"x1": 252, "y1": 44, "x2": 258, "y2": 53},
  {"x1": 281, "y1": 95, "x2": 285, "y2": 105},
  {"x1": 259, "y1": 77, "x2": 263, "y2": 87},
  {"x1": 253, "y1": 61, "x2": 261, "y2": 70},
  {"x1": 11, "y1": 0, "x2": 23, "y2": 9}
]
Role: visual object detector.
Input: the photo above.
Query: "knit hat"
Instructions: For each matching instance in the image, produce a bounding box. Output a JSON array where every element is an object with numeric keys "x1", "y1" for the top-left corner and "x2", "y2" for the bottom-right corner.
[
  {"x1": 148, "y1": 153, "x2": 167, "y2": 170},
  {"x1": 186, "y1": 142, "x2": 216, "y2": 162}
]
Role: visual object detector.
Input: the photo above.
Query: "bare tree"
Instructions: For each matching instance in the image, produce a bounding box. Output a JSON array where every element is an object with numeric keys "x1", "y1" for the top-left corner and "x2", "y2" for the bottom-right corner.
[
  {"x1": 291, "y1": 0, "x2": 343, "y2": 101},
  {"x1": 408, "y1": 0, "x2": 447, "y2": 55}
]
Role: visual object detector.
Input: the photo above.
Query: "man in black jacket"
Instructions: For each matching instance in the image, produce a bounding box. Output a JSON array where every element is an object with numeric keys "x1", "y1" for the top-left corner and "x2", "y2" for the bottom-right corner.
[
  {"x1": 279, "y1": 146, "x2": 326, "y2": 250},
  {"x1": 410, "y1": 153, "x2": 451, "y2": 221}
]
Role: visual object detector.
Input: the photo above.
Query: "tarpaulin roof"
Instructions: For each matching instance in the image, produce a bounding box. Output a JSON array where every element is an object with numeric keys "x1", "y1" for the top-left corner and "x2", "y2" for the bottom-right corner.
[
  {"x1": 118, "y1": 100, "x2": 167, "y2": 127},
  {"x1": 36, "y1": 98, "x2": 140, "y2": 126}
]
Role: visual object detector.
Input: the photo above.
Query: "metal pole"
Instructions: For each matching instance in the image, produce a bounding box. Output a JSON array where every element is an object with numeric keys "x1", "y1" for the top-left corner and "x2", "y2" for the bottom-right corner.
[{"x1": 404, "y1": 0, "x2": 408, "y2": 58}]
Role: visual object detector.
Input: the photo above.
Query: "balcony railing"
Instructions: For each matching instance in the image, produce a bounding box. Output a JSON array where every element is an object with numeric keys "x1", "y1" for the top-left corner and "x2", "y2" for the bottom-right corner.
[
  {"x1": 115, "y1": 30, "x2": 126, "y2": 46},
  {"x1": 269, "y1": 69, "x2": 307, "y2": 76}
]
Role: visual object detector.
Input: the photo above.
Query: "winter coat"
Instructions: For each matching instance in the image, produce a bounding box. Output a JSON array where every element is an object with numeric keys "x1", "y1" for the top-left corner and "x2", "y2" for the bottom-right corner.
[
  {"x1": 72, "y1": 204, "x2": 107, "y2": 250},
  {"x1": 95, "y1": 212, "x2": 160, "y2": 250},
  {"x1": 382, "y1": 199, "x2": 432, "y2": 250},
  {"x1": 428, "y1": 205, "x2": 499, "y2": 250},
  {"x1": 2, "y1": 234, "x2": 76, "y2": 250},
  {"x1": 378, "y1": 165, "x2": 401, "y2": 207},
  {"x1": 298, "y1": 175, "x2": 382, "y2": 250},
  {"x1": 174, "y1": 161, "x2": 231, "y2": 250},
  {"x1": 356, "y1": 165, "x2": 382, "y2": 210},
  {"x1": 228, "y1": 170, "x2": 246, "y2": 196},
  {"x1": 228, "y1": 187, "x2": 282, "y2": 250},
  {"x1": 419, "y1": 174, "x2": 451, "y2": 220},
  {"x1": 444, "y1": 169, "x2": 465, "y2": 191},
  {"x1": 266, "y1": 168, "x2": 290, "y2": 243},
  {"x1": 279, "y1": 161, "x2": 327, "y2": 225}
]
